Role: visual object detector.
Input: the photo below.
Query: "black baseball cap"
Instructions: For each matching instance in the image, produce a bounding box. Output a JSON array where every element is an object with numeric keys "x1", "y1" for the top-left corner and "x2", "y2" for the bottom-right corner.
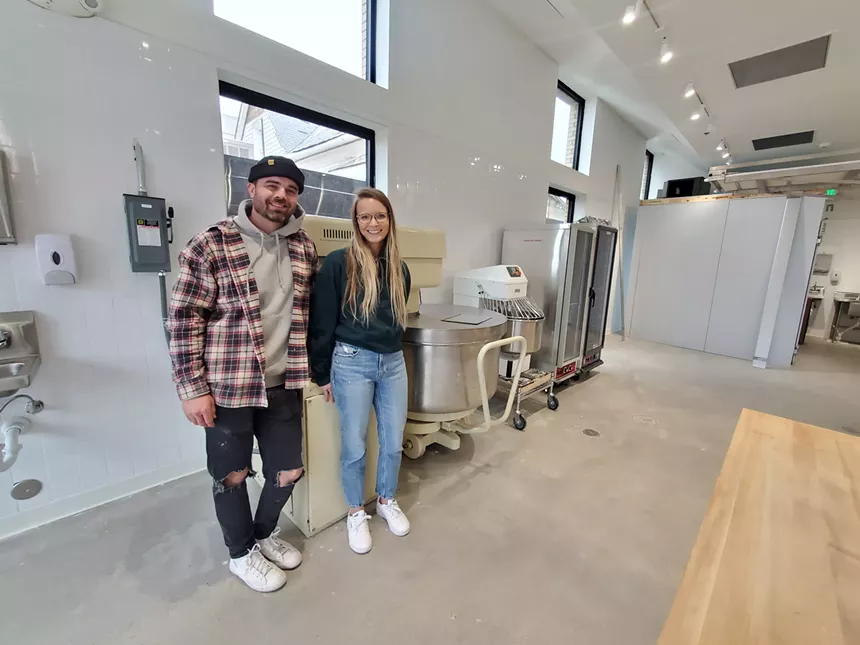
[{"x1": 248, "y1": 156, "x2": 305, "y2": 194}]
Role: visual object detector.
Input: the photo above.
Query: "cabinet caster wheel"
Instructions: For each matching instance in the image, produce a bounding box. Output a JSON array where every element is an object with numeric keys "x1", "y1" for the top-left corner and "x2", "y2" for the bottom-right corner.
[
  {"x1": 547, "y1": 394, "x2": 559, "y2": 411},
  {"x1": 572, "y1": 373, "x2": 581, "y2": 382},
  {"x1": 403, "y1": 437, "x2": 425, "y2": 459},
  {"x1": 513, "y1": 414, "x2": 526, "y2": 431}
]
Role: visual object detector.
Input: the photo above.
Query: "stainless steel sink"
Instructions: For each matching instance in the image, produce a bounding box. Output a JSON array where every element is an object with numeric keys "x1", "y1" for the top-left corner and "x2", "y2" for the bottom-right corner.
[
  {"x1": 0, "y1": 311, "x2": 41, "y2": 397},
  {"x1": 0, "y1": 362, "x2": 25, "y2": 377}
]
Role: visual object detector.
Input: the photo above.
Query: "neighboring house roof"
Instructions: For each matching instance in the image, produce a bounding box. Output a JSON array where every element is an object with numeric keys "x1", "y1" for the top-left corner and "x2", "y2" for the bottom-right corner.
[{"x1": 266, "y1": 112, "x2": 343, "y2": 155}]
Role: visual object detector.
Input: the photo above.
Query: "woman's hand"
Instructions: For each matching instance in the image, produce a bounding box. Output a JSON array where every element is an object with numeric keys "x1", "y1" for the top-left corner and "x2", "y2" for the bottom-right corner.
[{"x1": 321, "y1": 383, "x2": 335, "y2": 403}]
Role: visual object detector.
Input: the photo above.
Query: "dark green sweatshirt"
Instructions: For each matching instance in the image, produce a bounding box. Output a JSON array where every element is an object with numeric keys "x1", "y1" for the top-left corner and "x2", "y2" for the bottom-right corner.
[{"x1": 309, "y1": 248, "x2": 411, "y2": 386}]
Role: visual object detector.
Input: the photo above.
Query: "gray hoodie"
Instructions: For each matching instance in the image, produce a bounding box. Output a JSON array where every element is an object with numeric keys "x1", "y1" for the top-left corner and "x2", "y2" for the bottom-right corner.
[{"x1": 234, "y1": 199, "x2": 306, "y2": 388}]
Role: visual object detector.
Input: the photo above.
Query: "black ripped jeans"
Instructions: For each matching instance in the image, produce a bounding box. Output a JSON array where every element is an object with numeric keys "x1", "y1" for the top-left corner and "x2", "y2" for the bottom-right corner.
[{"x1": 205, "y1": 387, "x2": 304, "y2": 559}]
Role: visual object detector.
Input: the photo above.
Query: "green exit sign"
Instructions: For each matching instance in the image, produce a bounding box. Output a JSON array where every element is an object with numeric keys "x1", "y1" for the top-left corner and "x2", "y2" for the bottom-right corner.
[{"x1": 826, "y1": 188, "x2": 838, "y2": 196}]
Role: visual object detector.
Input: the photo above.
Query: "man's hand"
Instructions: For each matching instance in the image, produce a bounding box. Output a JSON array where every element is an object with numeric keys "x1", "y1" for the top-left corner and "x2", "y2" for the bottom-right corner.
[
  {"x1": 321, "y1": 383, "x2": 335, "y2": 404},
  {"x1": 182, "y1": 394, "x2": 216, "y2": 427}
]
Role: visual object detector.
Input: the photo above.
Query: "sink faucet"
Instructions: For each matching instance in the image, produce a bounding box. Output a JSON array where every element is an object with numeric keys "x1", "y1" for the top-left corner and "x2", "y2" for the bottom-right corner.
[{"x1": 0, "y1": 330, "x2": 9, "y2": 350}]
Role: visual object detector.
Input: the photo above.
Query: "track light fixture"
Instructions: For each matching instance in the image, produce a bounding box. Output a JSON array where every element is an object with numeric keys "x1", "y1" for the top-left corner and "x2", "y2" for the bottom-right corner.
[
  {"x1": 684, "y1": 82, "x2": 695, "y2": 98},
  {"x1": 622, "y1": 2, "x2": 672, "y2": 64},
  {"x1": 622, "y1": 0, "x2": 645, "y2": 25},
  {"x1": 716, "y1": 141, "x2": 725, "y2": 151},
  {"x1": 622, "y1": 4, "x2": 636, "y2": 24},
  {"x1": 660, "y1": 37, "x2": 674, "y2": 63},
  {"x1": 690, "y1": 111, "x2": 701, "y2": 121}
]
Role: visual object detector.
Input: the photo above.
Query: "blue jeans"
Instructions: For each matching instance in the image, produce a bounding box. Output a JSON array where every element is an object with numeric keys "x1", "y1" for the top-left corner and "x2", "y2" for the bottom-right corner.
[{"x1": 331, "y1": 342, "x2": 408, "y2": 508}]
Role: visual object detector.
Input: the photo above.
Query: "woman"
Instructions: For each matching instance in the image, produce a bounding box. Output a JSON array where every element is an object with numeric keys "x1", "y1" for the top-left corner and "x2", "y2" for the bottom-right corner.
[{"x1": 309, "y1": 187, "x2": 412, "y2": 554}]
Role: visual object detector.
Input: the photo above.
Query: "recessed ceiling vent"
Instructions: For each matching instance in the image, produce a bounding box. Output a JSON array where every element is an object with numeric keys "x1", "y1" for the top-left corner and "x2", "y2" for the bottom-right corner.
[
  {"x1": 752, "y1": 131, "x2": 815, "y2": 151},
  {"x1": 729, "y1": 35, "x2": 830, "y2": 88}
]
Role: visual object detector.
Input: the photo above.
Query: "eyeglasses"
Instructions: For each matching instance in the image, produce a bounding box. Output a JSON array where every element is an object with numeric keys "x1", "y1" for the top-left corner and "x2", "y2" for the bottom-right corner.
[{"x1": 357, "y1": 212, "x2": 389, "y2": 224}]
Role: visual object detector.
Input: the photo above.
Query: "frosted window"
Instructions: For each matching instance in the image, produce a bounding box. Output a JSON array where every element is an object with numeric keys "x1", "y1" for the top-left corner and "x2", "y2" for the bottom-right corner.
[{"x1": 215, "y1": 0, "x2": 370, "y2": 80}]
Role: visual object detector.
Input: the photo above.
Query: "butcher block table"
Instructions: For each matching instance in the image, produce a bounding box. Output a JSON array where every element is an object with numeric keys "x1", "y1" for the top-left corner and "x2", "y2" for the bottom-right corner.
[{"x1": 658, "y1": 409, "x2": 860, "y2": 645}]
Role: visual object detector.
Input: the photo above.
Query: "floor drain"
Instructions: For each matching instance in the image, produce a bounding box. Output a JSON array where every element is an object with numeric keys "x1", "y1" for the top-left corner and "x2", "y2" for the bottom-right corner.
[{"x1": 582, "y1": 428, "x2": 600, "y2": 437}]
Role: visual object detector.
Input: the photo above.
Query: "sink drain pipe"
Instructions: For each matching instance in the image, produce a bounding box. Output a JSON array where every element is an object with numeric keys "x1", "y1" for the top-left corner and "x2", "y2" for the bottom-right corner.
[{"x1": 0, "y1": 417, "x2": 30, "y2": 473}]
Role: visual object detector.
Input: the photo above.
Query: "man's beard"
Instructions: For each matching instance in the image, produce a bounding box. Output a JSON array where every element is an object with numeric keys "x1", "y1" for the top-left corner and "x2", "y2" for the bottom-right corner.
[{"x1": 255, "y1": 197, "x2": 293, "y2": 224}]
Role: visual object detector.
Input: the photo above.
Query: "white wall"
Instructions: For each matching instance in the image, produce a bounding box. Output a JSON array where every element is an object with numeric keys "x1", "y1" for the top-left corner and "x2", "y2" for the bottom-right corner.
[
  {"x1": 647, "y1": 151, "x2": 707, "y2": 199},
  {"x1": 100, "y1": 0, "x2": 558, "y2": 301},
  {"x1": 0, "y1": 0, "x2": 652, "y2": 537},
  {"x1": 0, "y1": 0, "x2": 562, "y2": 537},
  {"x1": 0, "y1": 4, "x2": 224, "y2": 536},
  {"x1": 807, "y1": 202, "x2": 860, "y2": 338}
]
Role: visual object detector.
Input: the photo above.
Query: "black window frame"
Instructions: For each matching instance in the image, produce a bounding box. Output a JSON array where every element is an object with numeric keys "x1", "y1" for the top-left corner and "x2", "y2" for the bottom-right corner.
[
  {"x1": 366, "y1": 0, "x2": 378, "y2": 84},
  {"x1": 219, "y1": 80, "x2": 376, "y2": 188},
  {"x1": 642, "y1": 149, "x2": 654, "y2": 200},
  {"x1": 556, "y1": 80, "x2": 586, "y2": 171},
  {"x1": 548, "y1": 187, "x2": 577, "y2": 224}
]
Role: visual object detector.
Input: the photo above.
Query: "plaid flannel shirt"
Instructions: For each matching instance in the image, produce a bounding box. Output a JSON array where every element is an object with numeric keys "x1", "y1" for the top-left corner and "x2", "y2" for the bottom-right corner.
[{"x1": 167, "y1": 217, "x2": 320, "y2": 408}]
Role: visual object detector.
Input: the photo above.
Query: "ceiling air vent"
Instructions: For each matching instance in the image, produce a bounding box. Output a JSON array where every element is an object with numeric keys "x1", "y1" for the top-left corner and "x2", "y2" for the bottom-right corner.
[
  {"x1": 752, "y1": 131, "x2": 815, "y2": 151},
  {"x1": 729, "y1": 35, "x2": 830, "y2": 88}
]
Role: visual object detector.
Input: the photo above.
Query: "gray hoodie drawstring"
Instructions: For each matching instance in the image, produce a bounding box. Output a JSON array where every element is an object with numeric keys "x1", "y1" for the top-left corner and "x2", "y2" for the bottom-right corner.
[
  {"x1": 274, "y1": 232, "x2": 285, "y2": 291},
  {"x1": 246, "y1": 228, "x2": 286, "y2": 296}
]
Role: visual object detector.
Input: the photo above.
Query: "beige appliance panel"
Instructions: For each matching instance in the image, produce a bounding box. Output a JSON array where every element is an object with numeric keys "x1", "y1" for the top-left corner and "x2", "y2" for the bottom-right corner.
[
  {"x1": 253, "y1": 385, "x2": 379, "y2": 538},
  {"x1": 303, "y1": 215, "x2": 445, "y2": 313}
]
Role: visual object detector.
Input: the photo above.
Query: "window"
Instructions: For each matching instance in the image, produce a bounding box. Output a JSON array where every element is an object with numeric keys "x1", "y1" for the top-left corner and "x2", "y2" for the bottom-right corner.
[
  {"x1": 550, "y1": 81, "x2": 585, "y2": 170},
  {"x1": 641, "y1": 150, "x2": 654, "y2": 200},
  {"x1": 215, "y1": 0, "x2": 376, "y2": 82},
  {"x1": 219, "y1": 81, "x2": 375, "y2": 219},
  {"x1": 223, "y1": 140, "x2": 254, "y2": 159},
  {"x1": 546, "y1": 188, "x2": 576, "y2": 223}
]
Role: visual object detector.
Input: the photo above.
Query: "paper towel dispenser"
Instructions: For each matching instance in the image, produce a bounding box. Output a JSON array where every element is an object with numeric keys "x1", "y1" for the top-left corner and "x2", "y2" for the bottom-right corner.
[{"x1": 0, "y1": 150, "x2": 15, "y2": 245}]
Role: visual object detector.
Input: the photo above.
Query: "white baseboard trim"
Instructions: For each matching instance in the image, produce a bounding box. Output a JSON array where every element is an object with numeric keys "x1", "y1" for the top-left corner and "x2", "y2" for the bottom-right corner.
[{"x1": 0, "y1": 459, "x2": 205, "y2": 541}]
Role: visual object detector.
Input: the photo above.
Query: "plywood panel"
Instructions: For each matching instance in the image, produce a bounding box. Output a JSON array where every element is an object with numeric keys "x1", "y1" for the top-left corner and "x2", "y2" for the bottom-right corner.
[
  {"x1": 704, "y1": 197, "x2": 787, "y2": 359},
  {"x1": 629, "y1": 200, "x2": 729, "y2": 351},
  {"x1": 658, "y1": 410, "x2": 860, "y2": 645}
]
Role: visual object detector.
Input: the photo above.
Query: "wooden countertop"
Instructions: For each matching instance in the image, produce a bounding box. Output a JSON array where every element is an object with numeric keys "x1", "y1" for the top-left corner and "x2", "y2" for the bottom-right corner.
[{"x1": 658, "y1": 409, "x2": 860, "y2": 645}]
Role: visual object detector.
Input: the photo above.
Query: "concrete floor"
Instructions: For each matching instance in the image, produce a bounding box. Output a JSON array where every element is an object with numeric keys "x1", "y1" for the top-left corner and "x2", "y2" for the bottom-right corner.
[{"x1": 2, "y1": 337, "x2": 859, "y2": 645}]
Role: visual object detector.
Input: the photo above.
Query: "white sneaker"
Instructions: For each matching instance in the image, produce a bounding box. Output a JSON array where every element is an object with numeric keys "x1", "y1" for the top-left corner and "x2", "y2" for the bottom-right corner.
[
  {"x1": 257, "y1": 526, "x2": 302, "y2": 570},
  {"x1": 228, "y1": 544, "x2": 287, "y2": 593},
  {"x1": 346, "y1": 510, "x2": 373, "y2": 554},
  {"x1": 376, "y1": 499, "x2": 411, "y2": 537}
]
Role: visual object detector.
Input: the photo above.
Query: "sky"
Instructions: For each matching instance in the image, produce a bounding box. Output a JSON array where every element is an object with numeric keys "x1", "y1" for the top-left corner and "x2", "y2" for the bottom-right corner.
[{"x1": 214, "y1": 0, "x2": 364, "y2": 78}]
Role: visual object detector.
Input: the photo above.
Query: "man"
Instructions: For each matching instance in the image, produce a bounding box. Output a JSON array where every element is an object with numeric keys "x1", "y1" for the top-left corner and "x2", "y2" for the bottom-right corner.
[{"x1": 168, "y1": 156, "x2": 319, "y2": 593}]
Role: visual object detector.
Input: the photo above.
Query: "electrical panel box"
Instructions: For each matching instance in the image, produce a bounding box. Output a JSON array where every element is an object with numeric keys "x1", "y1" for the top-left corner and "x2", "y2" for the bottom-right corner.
[{"x1": 123, "y1": 194, "x2": 170, "y2": 273}]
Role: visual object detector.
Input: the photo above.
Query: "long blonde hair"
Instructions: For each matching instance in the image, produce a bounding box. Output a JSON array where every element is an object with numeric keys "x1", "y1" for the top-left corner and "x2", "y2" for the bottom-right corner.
[{"x1": 344, "y1": 188, "x2": 409, "y2": 329}]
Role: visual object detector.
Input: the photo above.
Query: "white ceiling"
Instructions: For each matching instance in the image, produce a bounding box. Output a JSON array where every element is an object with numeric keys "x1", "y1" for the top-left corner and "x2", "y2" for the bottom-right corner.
[{"x1": 485, "y1": 0, "x2": 860, "y2": 168}]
